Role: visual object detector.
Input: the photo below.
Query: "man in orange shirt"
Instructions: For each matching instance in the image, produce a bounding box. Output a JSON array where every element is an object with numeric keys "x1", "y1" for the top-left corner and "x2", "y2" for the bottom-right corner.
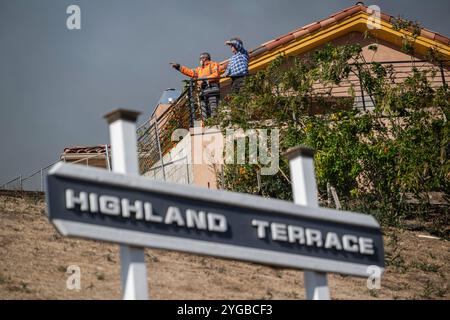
[{"x1": 170, "y1": 52, "x2": 221, "y2": 118}]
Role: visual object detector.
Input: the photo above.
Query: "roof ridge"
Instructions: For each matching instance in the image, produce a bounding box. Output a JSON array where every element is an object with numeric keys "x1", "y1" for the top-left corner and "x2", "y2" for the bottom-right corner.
[{"x1": 241, "y1": 3, "x2": 449, "y2": 62}]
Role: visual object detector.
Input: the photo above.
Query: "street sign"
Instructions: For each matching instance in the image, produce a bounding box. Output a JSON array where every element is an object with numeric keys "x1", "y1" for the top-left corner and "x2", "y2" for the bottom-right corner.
[{"x1": 46, "y1": 162, "x2": 384, "y2": 277}]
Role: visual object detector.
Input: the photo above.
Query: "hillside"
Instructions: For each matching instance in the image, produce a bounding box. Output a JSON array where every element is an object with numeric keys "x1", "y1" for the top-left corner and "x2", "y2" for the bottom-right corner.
[{"x1": 0, "y1": 191, "x2": 448, "y2": 300}]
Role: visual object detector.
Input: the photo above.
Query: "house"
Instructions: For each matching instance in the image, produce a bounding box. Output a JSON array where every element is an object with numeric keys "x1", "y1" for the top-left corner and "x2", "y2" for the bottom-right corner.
[{"x1": 62, "y1": 2, "x2": 450, "y2": 189}]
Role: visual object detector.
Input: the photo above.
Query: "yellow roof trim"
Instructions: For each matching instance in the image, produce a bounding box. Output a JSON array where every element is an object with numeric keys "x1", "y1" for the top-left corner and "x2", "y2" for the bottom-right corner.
[
  {"x1": 368, "y1": 17, "x2": 450, "y2": 58},
  {"x1": 249, "y1": 14, "x2": 364, "y2": 72}
]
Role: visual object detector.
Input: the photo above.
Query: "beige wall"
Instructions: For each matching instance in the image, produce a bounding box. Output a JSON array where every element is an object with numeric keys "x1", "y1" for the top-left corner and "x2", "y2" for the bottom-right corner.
[
  {"x1": 289, "y1": 32, "x2": 449, "y2": 111},
  {"x1": 142, "y1": 125, "x2": 222, "y2": 189},
  {"x1": 190, "y1": 126, "x2": 224, "y2": 189},
  {"x1": 153, "y1": 103, "x2": 171, "y2": 120},
  {"x1": 143, "y1": 128, "x2": 193, "y2": 184},
  {"x1": 330, "y1": 31, "x2": 417, "y2": 62}
]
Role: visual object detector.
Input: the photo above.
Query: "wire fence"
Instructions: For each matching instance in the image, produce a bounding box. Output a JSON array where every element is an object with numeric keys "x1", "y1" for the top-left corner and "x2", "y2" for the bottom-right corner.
[
  {"x1": 0, "y1": 160, "x2": 60, "y2": 192},
  {"x1": 0, "y1": 150, "x2": 112, "y2": 192}
]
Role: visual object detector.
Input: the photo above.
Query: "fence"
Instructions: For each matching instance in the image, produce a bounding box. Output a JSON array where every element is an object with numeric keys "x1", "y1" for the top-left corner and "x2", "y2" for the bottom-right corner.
[
  {"x1": 0, "y1": 160, "x2": 61, "y2": 192},
  {"x1": 0, "y1": 150, "x2": 112, "y2": 192},
  {"x1": 137, "y1": 91, "x2": 192, "y2": 181},
  {"x1": 0, "y1": 138, "x2": 190, "y2": 192}
]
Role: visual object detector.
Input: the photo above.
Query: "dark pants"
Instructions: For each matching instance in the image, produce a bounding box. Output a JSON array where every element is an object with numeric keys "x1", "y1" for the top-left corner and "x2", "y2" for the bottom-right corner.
[
  {"x1": 231, "y1": 76, "x2": 245, "y2": 94},
  {"x1": 200, "y1": 82, "x2": 220, "y2": 119}
]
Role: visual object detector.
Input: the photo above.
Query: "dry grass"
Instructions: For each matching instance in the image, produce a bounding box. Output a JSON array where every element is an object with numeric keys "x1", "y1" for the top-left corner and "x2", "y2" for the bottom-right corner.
[{"x1": 0, "y1": 192, "x2": 448, "y2": 300}]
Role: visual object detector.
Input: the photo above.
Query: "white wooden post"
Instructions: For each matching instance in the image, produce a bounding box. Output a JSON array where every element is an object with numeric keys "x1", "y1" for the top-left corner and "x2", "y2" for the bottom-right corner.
[
  {"x1": 285, "y1": 146, "x2": 331, "y2": 300},
  {"x1": 104, "y1": 109, "x2": 149, "y2": 300}
]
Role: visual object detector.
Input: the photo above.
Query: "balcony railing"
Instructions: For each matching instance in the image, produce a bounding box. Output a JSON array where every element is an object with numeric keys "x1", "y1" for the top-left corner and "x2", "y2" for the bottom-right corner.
[{"x1": 137, "y1": 59, "x2": 449, "y2": 178}]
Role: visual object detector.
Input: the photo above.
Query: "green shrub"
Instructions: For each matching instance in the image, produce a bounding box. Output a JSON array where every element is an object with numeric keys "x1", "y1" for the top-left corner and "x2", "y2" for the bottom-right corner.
[{"x1": 211, "y1": 42, "x2": 449, "y2": 237}]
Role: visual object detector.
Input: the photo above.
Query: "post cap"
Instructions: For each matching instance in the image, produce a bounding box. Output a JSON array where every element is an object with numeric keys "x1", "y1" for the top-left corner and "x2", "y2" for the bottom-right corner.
[
  {"x1": 284, "y1": 145, "x2": 315, "y2": 160},
  {"x1": 103, "y1": 109, "x2": 141, "y2": 124}
]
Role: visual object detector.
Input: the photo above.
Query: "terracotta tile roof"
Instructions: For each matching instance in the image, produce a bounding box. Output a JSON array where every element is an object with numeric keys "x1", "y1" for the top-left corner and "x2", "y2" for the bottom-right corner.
[
  {"x1": 245, "y1": 3, "x2": 450, "y2": 60},
  {"x1": 63, "y1": 145, "x2": 109, "y2": 154}
]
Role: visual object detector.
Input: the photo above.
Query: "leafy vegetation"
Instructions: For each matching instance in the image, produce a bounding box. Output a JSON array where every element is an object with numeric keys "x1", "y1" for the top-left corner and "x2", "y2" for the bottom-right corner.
[{"x1": 209, "y1": 33, "x2": 449, "y2": 237}]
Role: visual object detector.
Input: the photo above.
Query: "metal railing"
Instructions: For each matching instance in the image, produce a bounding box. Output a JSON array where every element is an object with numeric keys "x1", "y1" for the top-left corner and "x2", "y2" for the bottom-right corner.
[
  {"x1": 136, "y1": 94, "x2": 194, "y2": 182},
  {"x1": 186, "y1": 76, "x2": 227, "y2": 127},
  {"x1": 349, "y1": 59, "x2": 449, "y2": 111}
]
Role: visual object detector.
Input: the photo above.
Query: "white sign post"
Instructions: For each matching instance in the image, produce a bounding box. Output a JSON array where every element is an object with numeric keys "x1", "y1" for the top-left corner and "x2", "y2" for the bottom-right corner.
[
  {"x1": 104, "y1": 109, "x2": 149, "y2": 300},
  {"x1": 46, "y1": 110, "x2": 384, "y2": 300},
  {"x1": 285, "y1": 146, "x2": 330, "y2": 300}
]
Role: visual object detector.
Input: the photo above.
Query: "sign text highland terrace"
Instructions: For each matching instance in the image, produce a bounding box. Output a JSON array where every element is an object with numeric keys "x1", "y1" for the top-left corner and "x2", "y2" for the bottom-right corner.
[
  {"x1": 65, "y1": 188, "x2": 375, "y2": 255},
  {"x1": 47, "y1": 162, "x2": 384, "y2": 277}
]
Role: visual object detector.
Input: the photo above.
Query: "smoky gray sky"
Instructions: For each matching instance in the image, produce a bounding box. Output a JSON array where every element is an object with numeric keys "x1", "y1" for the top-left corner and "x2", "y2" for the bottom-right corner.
[{"x1": 1, "y1": 0, "x2": 449, "y2": 185}]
